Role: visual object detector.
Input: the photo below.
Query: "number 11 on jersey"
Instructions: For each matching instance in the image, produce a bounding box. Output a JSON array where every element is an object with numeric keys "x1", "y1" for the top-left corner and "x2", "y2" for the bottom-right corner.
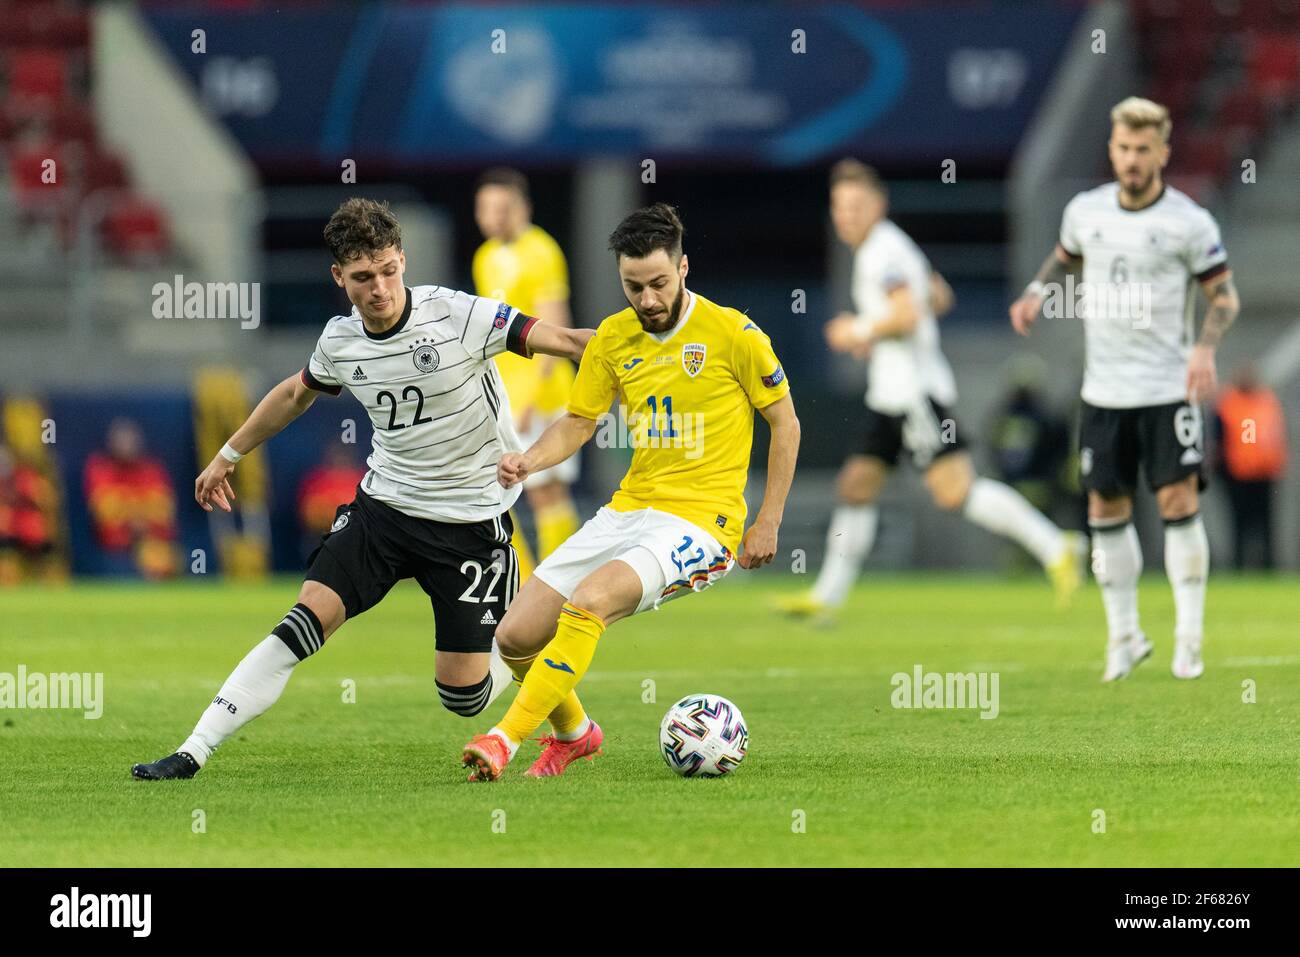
[{"x1": 646, "y1": 395, "x2": 678, "y2": 438}]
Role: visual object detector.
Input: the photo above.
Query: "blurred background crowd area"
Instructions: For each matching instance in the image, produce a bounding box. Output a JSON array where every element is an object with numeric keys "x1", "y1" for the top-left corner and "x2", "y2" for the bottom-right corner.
[{"x1": 1, "y1": 0, "x2": 1297, "y2": 580}]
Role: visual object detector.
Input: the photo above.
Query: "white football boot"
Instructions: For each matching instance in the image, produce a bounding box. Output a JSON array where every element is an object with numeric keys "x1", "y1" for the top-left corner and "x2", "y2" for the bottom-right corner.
[
  {"x1": 1102, "y1": 632, "x2": 1154, "y2": 683},
  {"x1": 1171, "y1": 635, "x2": 1205, "y2": 680}
]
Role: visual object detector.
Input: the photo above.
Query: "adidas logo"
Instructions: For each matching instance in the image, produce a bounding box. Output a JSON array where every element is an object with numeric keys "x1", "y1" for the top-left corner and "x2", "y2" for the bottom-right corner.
[
  {"x1": 351, "y1": 366, "x2": 367, "y2": 381},
  {"x1": 480, "y1": 609, "x2": 496, "y2": 625},
  {"x1": 1180, "y1": 447, "x2": 1203, "y2": 466}
]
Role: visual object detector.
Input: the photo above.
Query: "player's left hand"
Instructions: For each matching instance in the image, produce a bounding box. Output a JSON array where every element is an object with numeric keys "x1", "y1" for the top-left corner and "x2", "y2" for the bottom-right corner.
[
  {"x1": 498, "y1": 452, "x2": 530, "y2": 489},
  {"x1": 738, "y1": 519, "x2": 778, "y2": 569},
  {"x1": 1186, "y1": 344, "x2": 1217, "y2": 403},
  {"x1": 824, "y1": 313, "x2": 861, "y2": 355}
]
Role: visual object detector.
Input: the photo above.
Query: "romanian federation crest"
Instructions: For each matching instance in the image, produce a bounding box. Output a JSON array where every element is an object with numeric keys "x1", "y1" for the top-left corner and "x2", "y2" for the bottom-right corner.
[
  {"x1": 681, "y1": 342, "x2": 706, "y2": 378},
  {"x1": 413, "y1": 344, "x2": 440, "y2": 373}
]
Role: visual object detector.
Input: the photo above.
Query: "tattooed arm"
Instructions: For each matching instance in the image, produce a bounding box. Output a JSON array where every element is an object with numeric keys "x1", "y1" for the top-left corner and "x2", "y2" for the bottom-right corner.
[
  {"x1": 1009, "y1": 245, "x2": 1080, "y2": 336},
  {"x1": 1187, "y1": 272, "x2": 1240, "y2": 403}
]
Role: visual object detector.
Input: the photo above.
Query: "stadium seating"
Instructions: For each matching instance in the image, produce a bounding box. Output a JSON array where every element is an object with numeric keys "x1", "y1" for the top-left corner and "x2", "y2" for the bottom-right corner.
[
  {"x1": 0, "y1": 0, "x2": 170, "y2": 262},
  {"x1": 1132, "y1": 0, "x2": 1300, "y2": 195}
]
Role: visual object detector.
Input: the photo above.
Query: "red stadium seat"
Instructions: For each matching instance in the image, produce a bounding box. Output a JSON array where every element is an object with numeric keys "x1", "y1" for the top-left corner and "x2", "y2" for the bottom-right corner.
[
  {"x1": 1252, "y1": 33, "x2": 1300, "y2": 97},
  {"x1": 99, "y1": 195, "x2": 169, "y2": 263},
  {"x1": 7, "y1": 139, "x2": 72, "y2": 214},
  {"x1": 1146, "y1": 78, "x2": 1195, "y2": 118},
  {"x1": 1218, "y1": 84, "x2": 1269, "y2": 133},
  {"x1": 48, "y1": 99, "x2": 96, "y2": 143},
  {"x1": 1169, "y1": 132, "x2": 1230, "y2": 179},
  {"x1": 0, "y1": 3, "x2": 90, "y2": 49},
  {"x1": 6, "y1": 51, "x2": 70, "y2": 109},
  {"x1": 81, "y1": 148, "x2": 130, "y2": 194},
  {"x1": 1152, "y1": 28, "x2": 1216, "y2": 80}
]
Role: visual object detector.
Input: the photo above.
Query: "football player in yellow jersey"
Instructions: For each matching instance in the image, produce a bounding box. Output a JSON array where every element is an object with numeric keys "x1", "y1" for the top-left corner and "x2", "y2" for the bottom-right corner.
[
  {"x1": 462, "y1": 203, "x2": 801, "y2": 781},
  {"x1": 472, "y1": 169, "x2": 581, "y2": 579}
]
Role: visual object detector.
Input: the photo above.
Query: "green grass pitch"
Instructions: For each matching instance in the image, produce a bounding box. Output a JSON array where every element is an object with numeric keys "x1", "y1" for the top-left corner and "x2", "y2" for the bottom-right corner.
[{"x1": 2, "y1": 574, "x2": 1296, "y2": 867}]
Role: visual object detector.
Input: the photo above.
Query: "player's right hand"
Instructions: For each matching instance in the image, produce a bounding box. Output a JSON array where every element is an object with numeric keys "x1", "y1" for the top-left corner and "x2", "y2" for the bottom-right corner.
[
  {"x1": 498, "y1": 452, "x2": 530, "y2": 489},
  {"x1": 195, "y1": 456, "x2": 237, "y2": 513},
  {"x1": 1009, "y1": 293, "x2": 1043, "y2": 336}
]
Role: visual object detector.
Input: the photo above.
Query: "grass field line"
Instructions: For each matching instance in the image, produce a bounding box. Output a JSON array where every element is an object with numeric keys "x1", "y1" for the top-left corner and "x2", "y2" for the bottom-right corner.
[
  {"x1": 98, "y1": 665, "x2": 866, "y2": 691},
  {"x1": 90, "y1": 663, "x2": 1061, "y2": 693}
]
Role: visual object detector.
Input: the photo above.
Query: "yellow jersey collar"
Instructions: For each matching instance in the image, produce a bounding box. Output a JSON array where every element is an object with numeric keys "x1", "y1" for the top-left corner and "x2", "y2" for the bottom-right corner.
[{"x1": 647, "y1": 288, "x2": 696, "y2": 344}]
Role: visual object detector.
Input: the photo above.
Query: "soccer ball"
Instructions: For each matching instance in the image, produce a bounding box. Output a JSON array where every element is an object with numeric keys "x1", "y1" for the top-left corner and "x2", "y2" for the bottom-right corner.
[{"x1": 659, "y1": 693, "x2": 748, "y2": 777}]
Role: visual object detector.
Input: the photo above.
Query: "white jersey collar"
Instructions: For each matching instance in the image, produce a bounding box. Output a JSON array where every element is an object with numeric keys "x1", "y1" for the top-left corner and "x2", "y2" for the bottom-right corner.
[{"x1": 647, "y1": 288, "x2": 695, "y2": 344}]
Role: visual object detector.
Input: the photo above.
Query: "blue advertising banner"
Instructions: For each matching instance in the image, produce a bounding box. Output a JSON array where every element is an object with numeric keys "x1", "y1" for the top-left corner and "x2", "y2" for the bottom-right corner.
[{"x1": 146, "y1": 3, "x2": 1081, "y2": 166}]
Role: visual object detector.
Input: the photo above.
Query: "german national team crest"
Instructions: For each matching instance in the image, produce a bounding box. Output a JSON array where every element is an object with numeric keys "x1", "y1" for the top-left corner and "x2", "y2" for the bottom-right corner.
[
  {"x1": 413, "y1": 344, "x2": 440, "y2": 373},
  {"x1": 681, "y1": 342, "x2": 706, "y2": 378}
]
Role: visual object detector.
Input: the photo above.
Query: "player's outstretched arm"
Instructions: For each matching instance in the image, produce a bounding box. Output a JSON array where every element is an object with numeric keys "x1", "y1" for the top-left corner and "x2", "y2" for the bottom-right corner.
[
  {"x1": 739, "y1": 394, "x2": 800, "y2": 569},
  {"x1": 827, "y1": 287, "x2": 922, "y2": 360},
  {"x1": 523, "y1": 320, "x2": 595, "y2": 363},
  {"x1": 1187, "y1": 272, "x2": 1240, "y2": 402},
  {"x1": 1010, "y1": 245, "x2": 1077, "y2": 336},
  {"x1": 195, "y1": 372, "x2": 318, "y2": 512},
  {"x1": 865, "y1": 286, "x2": 921, "y2": 341},
  {"x1": 498, "y1": 412, "x2": 597, "y2": 489},
  {"x1": 524, "y1": 299, "x2": 573, "y2": 389}
]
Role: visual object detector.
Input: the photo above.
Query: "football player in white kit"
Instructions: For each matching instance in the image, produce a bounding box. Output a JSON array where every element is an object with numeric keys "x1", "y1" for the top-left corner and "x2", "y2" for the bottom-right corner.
[
  {"x1": 779, "y1": 160, "x2": 1081, "y2": 624},
  {"x1": 1009, "y1": 97, "x2": 1240, "y2": 681},
  {"x1": 132, "y1": 199, "x2": 593, "y2": 779}
]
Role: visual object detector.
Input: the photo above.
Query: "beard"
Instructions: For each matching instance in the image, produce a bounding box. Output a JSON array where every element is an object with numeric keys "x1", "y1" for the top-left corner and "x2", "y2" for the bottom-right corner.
[
  {"x1": 635, "y1": 284, "x2": 685, "y2": 334},
  {"x1": 1120, "y1": 167, "x2": 1156, "y2": 197}
]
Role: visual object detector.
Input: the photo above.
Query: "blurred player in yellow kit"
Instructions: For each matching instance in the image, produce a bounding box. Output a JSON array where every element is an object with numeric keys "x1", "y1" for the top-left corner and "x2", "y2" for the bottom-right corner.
[
  {"x1": 461, "y1": 203, "x2": 802, "y2": 781},
  {"x1": 473, "y1": 168, "x2": 581, "y2": 579}
]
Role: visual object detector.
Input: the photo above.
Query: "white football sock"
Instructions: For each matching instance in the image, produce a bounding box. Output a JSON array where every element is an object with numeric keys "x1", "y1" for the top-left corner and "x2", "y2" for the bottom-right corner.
[
  {"x1": 1164, "y1": 514, "x2": 1209, "y2": 643},
  {"x1": 487, "y1": 641, "x2": 515, "y2": 707},
  {"x1": 962, "y1": 477, "x2": 1065, "y2": 567},
  {"x1": 487, "y1": 728, "x2": 521, "y2": 758},
  {"x1": 555, "y1": 717, "x2": 591, "y2": 742},
  {"x1": 810, "y1": 504, "x2": 878, "y2": 608},
  {"x1": 1090, "y1": 519, "x2": 1143, "y2": 643},
  {"x1": 180, "y1": 635, "x2": 300, "y2": 766}
]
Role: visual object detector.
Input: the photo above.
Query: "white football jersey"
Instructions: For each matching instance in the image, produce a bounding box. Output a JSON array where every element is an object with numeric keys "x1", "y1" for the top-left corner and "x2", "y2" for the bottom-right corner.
[
  {"x1": 851, "y1": 219, "x2": 957, "y2": 414},
  {"x1": 1059, "y1": 182, "x2": 1228, "y2": 409},
  {"x1": 303, "y1": 284, "x2": 536, "y2": 522}
]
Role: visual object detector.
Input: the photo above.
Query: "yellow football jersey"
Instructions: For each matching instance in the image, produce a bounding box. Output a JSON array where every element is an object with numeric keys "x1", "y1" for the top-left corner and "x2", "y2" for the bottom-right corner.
[
  {"x1": 473, "y1": 224, "x2": 575, "y2": 418},
  {"x1": 567, "y1": 290, "x2": 791, "y2": 552}
]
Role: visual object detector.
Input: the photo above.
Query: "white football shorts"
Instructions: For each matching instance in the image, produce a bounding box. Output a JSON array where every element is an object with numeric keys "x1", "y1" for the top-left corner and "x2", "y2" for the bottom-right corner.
[{"x1": 532, "y1": 505, "x2": 735, "y2": 614}]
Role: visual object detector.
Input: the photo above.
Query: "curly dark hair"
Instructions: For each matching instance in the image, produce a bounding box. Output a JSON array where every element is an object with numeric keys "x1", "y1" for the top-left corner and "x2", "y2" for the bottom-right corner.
[
  {"x1": 607, "y1": 202, "x2": 684, "y2": 261},
  {"x1": 324, "y1": 198, "x2": 403, "y2": 264}
]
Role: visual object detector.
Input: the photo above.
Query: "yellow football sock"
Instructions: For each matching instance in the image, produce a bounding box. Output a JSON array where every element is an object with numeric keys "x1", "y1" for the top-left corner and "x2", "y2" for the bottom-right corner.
[
  {"x1": 536, "y1": 499, "x2": 580, "y2": 560},
  {"x1": 509, "y1": 511, "x2": 535, "y2": 584},
  {"x1": 546, "y1": 690, "x2": 590, "y2": 736},
  {"x1": 495, "y1": 604, "x2": 604, "y2": 744},
  {"x1": 498, "y1": 648, "x2": 588, "y2": 736}
]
